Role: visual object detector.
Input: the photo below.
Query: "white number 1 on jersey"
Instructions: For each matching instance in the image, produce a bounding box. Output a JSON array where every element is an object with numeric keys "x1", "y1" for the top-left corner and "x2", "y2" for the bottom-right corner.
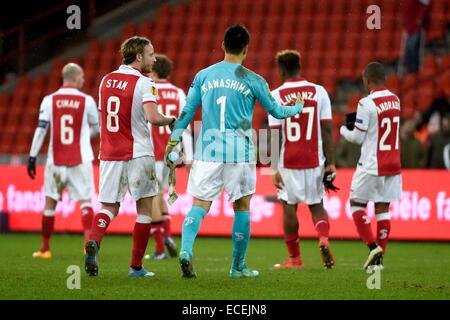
[{"x1": 216, "y1": 96, "x2": 226, "y2": 132}]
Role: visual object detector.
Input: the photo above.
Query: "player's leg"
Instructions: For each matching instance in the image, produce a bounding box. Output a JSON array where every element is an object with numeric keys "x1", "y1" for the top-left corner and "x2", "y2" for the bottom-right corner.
[
  {"x1": 127, "y1": 156, "x2": 159, "y2": 277},
  {"x1": 128, "y1": 196, "x2": 155, "y2": 277},
  {"x1": 229, "y1": 195, "x2": 258, "y2": 278},
  {"x1": 273, "y1": 201, "x2": 304, "y2": 269},
  {"x1": 372, "y1": 202, "x2": 390, "y2": 270},
  {"x1": 32, "y1": 196, "x2": 58, "y2": 258},
  {"x1": 181, "y1": 160, "x2": 222, "y2": 277},
  {"x1": 85, "y1": 160, "x2": 125, "y2": 276},
  {"x1": 225, "y1": 163, "x2": 258, "y2": 278},
  {"x1": 149, "y1": 193, "x2": 166, "y2": 260},
  {"x1": 306, "y1": 166, "x2": 334, "y2": 268},
  {"x1": 33, "y1": 163, "x2": 61, "y2": 258},
  {"x1": 309, "y1": 202, "x2": 335, "y2": 269},
  {"x1": 67, "y1": 162, "x2": 95, "y2": 247},
  {"x1": 179, "y1": 198, "x2": 211, "y2": 278},
  {"x1": 160, "y1": 196, "x2": 178, "y2": 258}
]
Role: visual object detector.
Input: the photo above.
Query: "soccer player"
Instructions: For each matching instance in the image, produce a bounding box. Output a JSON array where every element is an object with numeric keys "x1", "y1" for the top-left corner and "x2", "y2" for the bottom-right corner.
[
  {"x1": 147, "y1": 54, "x2": 193, "y2": 260},
  {"x1": 165, "y1": 24, "x2": 304, "y2": 278},
  {"x1": 340, "y1": 62, "x2": 402, "y2": 270},
  {"x1": 84, "y1": 36, "x2": 176, "y2": 277},
  {"x1": 27, "y1": 63, "x2": 99, "y2": 259},
  {"x1": 269, "y1": 50, "x2": 336, "y2": 269}
]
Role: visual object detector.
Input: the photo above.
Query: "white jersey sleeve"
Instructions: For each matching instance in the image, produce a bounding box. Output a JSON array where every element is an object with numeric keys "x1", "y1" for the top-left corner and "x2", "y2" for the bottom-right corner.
[
  {"x1": 141, "y1": 77, "x2": 158, "y2": 104},
  {"x1": 268, "y1": 89, "x2": 283, "y2": 127},
  {"x1": 317, "y1": 86, "x2": 332, "y2": 120},
  {"x1": 38, "y1": 96, "x2": 52, "y2": 123},
  {"x1": 354, "y1": 97, "x2": 374, "y2": 132},
  {"x1": 86, "y1": 95, "x2": 99, "y2": 125}
]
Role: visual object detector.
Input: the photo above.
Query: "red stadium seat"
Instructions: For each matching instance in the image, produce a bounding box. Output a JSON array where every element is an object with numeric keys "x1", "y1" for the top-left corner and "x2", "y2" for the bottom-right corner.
[
  {"x1": 400, "y1": 74, "x2": 417, "y2": 93},
  {"x1": 346, "y1": 93, "x2": 362, "y2": 113}
]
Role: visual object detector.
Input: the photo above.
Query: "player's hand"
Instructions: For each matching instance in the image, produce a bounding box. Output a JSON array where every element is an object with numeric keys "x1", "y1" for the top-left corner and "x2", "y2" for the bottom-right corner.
[
  {"x1": 164, "y1": 140, "x2": 179, "y2": 169},
  {"x1": 344, "y1": 112, "x2": 357, "y2": 130},
  {"x1": 168, "y1": 116, "x2": 177, "y2": 131},
  {"x1": 27, "y1": 156, "x2": 37, "y2": 179},
  {"x1": 323, "y1": 169, "x2": 339, "y2": 193},
  {"x1": 325, "y1": 164, "x2": 336, "y2": 175},
  {"x1": 271, "y1": 171, "x2": 284, "y2": 189},
  {"x1": 295, "y1": 94, "x2": 305, "y2": 107}
]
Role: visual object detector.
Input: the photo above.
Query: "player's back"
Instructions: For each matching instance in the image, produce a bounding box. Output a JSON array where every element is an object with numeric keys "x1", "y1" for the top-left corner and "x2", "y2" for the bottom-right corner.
[
  {"x1": 269, "y1": 78, "x2": 332, "y2": 169},
  {"x1": 40, "y1": 86, "x2": 97, "y2": 166},
  {"x1": 358, "y1": 88, "x2": 401, "y2": 176},
  {"x1": 193, "y1": 61, "x2": 264, "y2": 162},
  {"x1": 99, "y1": 65, "x2": 157, "y2": 161},
  {"x1": 151, "y1": 80, "x2": 185, "y2": 161}
]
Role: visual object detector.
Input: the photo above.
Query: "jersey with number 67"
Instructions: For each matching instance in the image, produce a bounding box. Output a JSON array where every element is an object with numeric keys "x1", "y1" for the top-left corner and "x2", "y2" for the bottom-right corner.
[
  {"x1": 354, "y1": 88, "x2": 401, "y2": 176},
  {"x1": 98, "y1": 65, "x2": 158, "y2": 160},
  {"x1": 269, "y1": 78, "x2": 332, "y2": 169},
  {"x1": 38, "y1": 86, "x2": 98, "y2": 166}
]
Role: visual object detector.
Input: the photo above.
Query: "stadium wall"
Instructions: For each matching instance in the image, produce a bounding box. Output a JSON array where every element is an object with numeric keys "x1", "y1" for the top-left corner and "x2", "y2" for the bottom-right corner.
[{"x1": 0, "y1": 166, "x2": 449, "y2": 241}]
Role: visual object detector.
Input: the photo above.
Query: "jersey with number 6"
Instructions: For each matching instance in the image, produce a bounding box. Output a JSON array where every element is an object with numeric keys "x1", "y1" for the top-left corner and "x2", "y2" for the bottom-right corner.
[
  {"x1": 38, "y1": 86, "x2": 98, "y2": 166},
  {"x1": 354, "y1": 88, "x2": 401, "y2": 176},
  {"x1": 150, "y1": 80, "x2": 186, "y2": 161},
  {"x1": 269, "y1": 78, "x2": 332, "y2": 169},
  {"x1": 99, "y1": 65, "x2": 158, "y2": 160}
]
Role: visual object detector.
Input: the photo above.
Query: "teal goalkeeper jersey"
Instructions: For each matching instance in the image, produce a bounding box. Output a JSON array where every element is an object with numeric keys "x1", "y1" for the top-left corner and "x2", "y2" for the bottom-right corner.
[{"x1": 170, "y1": 61, "x2": 303, "y2": 163}]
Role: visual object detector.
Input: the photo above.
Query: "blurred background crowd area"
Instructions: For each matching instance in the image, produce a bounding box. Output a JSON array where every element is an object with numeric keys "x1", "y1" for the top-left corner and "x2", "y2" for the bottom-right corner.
[{"x1": 0, "y1": 0, "x2": 449, "y2": 169}]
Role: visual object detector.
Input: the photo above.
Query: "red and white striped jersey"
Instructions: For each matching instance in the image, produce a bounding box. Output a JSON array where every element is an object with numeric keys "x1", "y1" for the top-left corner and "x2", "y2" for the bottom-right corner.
[
  {"x1": 354, "y1": 88, "x2": 401, "y2": 176},
  {"x1": 38, "y1": 86, "x2": 98, "y2": 166},
  {"x1": 98, "y1": 65, "x2": 158, "y2": 161},
  {"x1": 150, "y1": 80, "x2": 187, "y2": 160},
  {"x1": 269, "y1": 78, "x2": 332, "y2": 169}
]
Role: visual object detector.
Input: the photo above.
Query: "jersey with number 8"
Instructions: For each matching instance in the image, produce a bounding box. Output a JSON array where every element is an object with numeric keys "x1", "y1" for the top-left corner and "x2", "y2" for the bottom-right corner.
[
  {"x1": 99, "y1": 65, "x2": 158, "y2": 160},
  {"x1": 269, "y1": 78, "x2": 332, "y2": 169},
  {"x1": 354, "y1": 88, "x2": 401, "y2": 176},
  {"x1": 38, "y1": 87, "x2": 98, "y2": 166}
]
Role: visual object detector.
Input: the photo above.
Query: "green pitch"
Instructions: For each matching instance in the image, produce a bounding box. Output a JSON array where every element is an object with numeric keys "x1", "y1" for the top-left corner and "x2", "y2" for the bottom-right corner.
[{"x1": 0, "y1": 234, "x2": 449, "y2": 299}]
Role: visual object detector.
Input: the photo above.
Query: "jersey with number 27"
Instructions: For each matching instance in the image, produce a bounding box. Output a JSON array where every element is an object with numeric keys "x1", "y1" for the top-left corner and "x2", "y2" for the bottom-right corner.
[
  {"x1": 269, "y1": 78, "x2": 332, "y2": 169},
  {"x1": 38, "y1": 86, "x2": 98, "y2": 166},
  {"x1": 354, "y1": 88, "x2": 401, "y2": 176},
  {"x1": 99, "y1": 65, "x2": 158, "y2": 161}
]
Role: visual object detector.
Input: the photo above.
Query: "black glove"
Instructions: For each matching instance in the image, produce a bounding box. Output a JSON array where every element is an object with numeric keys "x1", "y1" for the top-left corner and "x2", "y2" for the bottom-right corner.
[
  {"x1": 27, "y1": 157, "x2": 36, "y2": 179},
  {"x1": 344, "y1": 112, "x2": 357, "y2": 130},
  {"x1": 323, "y1": 172, "x2": 339, "y2": 193}
]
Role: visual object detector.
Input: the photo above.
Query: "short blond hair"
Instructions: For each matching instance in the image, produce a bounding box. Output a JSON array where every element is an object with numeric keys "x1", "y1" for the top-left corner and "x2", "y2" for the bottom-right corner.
[
  {"x1": 62, "y1": 63, "x2": 82, "y2": 81},
  {"x1": 121, "y1": 36, "x2": 150, "y2": 65}
]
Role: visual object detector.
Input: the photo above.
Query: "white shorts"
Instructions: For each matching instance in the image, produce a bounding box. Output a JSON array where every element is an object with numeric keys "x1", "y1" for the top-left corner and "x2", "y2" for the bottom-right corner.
[
  {"x1": 350, "y1": 168, "x2": 402, "y2": 203},
  {"x1": 99, "y1": 156, "x2": 159, "y2": 203},
  {"x1": 155, "y1": 161, "x2": 170, "y2": 191},
  {"x1": 187, "y1": 160, "x2": 256, "y2": 202},
  {"x1": 277, "y1": 166, "x2": 325, "y2": 205},
  {"x1": 45, "y1": 161, "x2": 94, "y2": 201}
]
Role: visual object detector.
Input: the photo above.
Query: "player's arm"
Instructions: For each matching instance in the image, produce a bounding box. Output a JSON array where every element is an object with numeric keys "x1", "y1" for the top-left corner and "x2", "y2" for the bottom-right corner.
[
  {"x1": 87, "y1": 96, "x2": 100, "y2": 138},
  {"x1": 169, "y1": 74, "x2": 202, "y2": 143},
  {"x1": 340, "y1": 98, "x2": 370, "y2": 145},
  {"x1": 165, "y1": 75, "x2": 201, "y2": 166},
  {"x1": 254, "y1": 77, "x2": 304, "y2": 119},
  {"x1": 178, "y1": 89, "x2": 194, "y2": 167},
  {"x1": 268, "y1": 115, "x2": 284, "y2": 189},
  {"x1": 144, "y1": 102, "x2": 176, "y2": 126},
  {"x1": 28, "y1": 97, "x2": 51, "y2": 179},
  {"x1": 142, "y1": 78, "x2": 176, "y2": 126},
  {"x1": 318, "y1": 86, "x2": 336, "y2": 172}
]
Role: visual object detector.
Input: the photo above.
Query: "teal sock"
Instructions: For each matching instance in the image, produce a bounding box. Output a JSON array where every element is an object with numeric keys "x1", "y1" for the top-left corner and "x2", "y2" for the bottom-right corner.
[
  {"x1": 181, "y1": 206, "x2": 207, "y2": 257},
  {"x1": 231, "y1": 211, "x2": 250, "y2": 270}
]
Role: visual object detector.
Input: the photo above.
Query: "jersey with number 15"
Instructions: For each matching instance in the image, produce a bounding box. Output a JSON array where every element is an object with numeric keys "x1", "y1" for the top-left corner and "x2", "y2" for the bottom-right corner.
[
  {"x1": 98, "y1": 65, "x2": 158, "y2": 161},
  {"x1": 38, "y1": 86, "x2": 98, "y2": 166}
]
